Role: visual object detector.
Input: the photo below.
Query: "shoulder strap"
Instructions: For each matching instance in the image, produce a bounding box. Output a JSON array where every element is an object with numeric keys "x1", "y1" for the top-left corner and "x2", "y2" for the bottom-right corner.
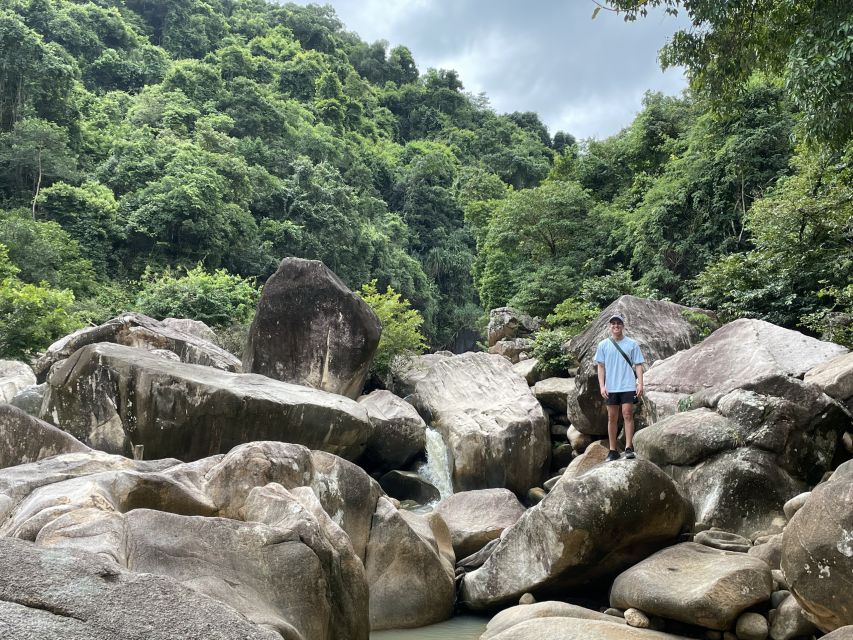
[{"x1": 609, "y1": 337, "x2": 637, "y2": 379}]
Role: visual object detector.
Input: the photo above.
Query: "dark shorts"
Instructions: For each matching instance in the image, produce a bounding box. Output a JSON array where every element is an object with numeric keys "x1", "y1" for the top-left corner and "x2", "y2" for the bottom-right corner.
[{"x1": 606, "y1": 391, "x2": 635, "y2": 406}]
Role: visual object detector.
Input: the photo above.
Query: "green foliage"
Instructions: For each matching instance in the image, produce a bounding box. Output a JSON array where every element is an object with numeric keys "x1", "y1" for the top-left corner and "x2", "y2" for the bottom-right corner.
[
  {"x1": 133, "y1": 265, "x2": 260, "y2": 327},
  {"x1": 690, "y1": 141, "x2": 853, "y2": 328},
  {"x1": 580, "y1": 269, "x2": 658, "y2": 308},
  {"x1": 0, "y1": 243, "x2": 82, "y2": 360},
  {"x1": 606, "y1": 0, "x2": 853, "y2": 148},
  {"x1": 680, "y1": 309, "x2": 718, "y2": 340},
  {"x1": 800, "y1": 285, "x2": 853, "y2": 348},
  {"x1": 531, "y1": 329, "x2": 575, "y2": 377},
  {"x1": 545, "y1": 297, "x2": 600, "y2": 334},
  {"x1": 0, "y1": 209, "x2": 96, "y2": 295},
  {"x1": 357, "y1": 280, "x2": 427, "y2": 379},
  {"x1": 479, "y1": 180, "x2": 600, "y2": 316}
]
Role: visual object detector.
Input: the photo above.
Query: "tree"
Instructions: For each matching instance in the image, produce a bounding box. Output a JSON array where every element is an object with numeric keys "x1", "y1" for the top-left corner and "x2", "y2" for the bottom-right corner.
[
  {"x1": 0, "y1": 11, "x2": 78, "y2": 131},
  {"x1": 0, "y1": 118, "x2": 77, "y2": 215},
  {"x1": 479, "y1": 180, "x2": 600, "y2": 316},
  {"x1": 690, "y1": 141, "x2": 853, "y2": 329},
  {"x1": 0, "y1": 209, "x2": 96, "y2": 295},
  {"x1": 36, "y1": 181, "x2": 121, "y2": 275},
  {"x1": 605, "y1": 0, "x2": 853, "y2": 147}
]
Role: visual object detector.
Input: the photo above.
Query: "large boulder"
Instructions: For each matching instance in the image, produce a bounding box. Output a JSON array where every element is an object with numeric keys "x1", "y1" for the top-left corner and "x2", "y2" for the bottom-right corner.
[
  {"x1": 781, "y1": 462, "x2": 853, "y2": 632},
  {"x1": 0, "y1": 404, "x2": 89, "y2": 470},
  {"x1": 0, "y1": 537, "x2": 280, "y2": 640},
  {"x1": 805, "y1": 350, "x2": 853, "y2": 412},
  {"x1": 390, "y1": 352, "x2": 550, "y2": 495},
  {"x1": 481, "y1": 616, "x2": 691, "y2": 640},
  {"x1": 482, "y1": 602, "x2": 626, "y2": 639},
  {"x1": 488, "y1": 338, "x2": 532, "y2": 364},
  {"x1": 40, "y1": 342, "x2": 372, "y2": 461},
  {"x1": 434, "y1": 488, "x2": 526, "y2": 558},
  {"x1": 0, "y1": 360, "x2": 36, "y2": 404},
  {"x1": 33, "y1": 313, "x2": 241, "y2": 382},
  {"x1": 243, "y1": 258, "x2": 381, "y2": 399},
  {"x1": 161, "y1": 318, "x2": 218, "y2": 343},
  {"x1": 610, "y1": 542, "x2": 773, "y2": 630},
  {"x1": 643, "y1": 319, "x2": 847, "y2": 423},
  {"x1": 0, "y1": 442, "x2": 379, "y2": 639},
  {"x1": 460, "y1": 459, "x2": 692, "y2": 609},
  {"x1": 565, "y1": 296, "x2": 715, "y2": 435},
  {"x1": 488, "y1": 307, "x2": 540, "y2": 347},
  {"x1": 365, "y1": 497, "x2": 455, "y2": 630},
  {"x1": 357, "y1": 390, "x2": 426, "y2": 472},
  {"x1": 635, "y1": 375, "x2": 847, "y2": 536},
  {"x1": 534, "y1": 377, "x2": 575, "y2": 414}
]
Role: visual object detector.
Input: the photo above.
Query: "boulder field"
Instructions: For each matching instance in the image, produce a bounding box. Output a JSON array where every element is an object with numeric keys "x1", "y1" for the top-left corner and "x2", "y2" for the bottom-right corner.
[{"x1": 2, "y1": 280, "x2": 852, "y2": 639}]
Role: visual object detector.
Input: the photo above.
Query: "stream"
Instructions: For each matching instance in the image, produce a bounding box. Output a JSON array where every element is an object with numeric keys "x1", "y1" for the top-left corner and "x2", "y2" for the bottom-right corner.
[{"x1": 370, "y1": 615, "x2": 488, "y2": 640}]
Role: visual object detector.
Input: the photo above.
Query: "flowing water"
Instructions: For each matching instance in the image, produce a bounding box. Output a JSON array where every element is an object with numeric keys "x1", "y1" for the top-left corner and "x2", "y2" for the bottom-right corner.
[
  {"x1": 417, "y1": 428, "x2": 454, "y2": 500},
  {"x1": 370, "y1": 615, "x2": 488, "y2": 640}
]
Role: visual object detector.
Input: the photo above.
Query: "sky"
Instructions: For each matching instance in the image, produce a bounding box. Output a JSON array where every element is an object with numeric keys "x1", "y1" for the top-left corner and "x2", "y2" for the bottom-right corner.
[{"x1": 288, "y1": 0, "x2": 692, "y2": 140}]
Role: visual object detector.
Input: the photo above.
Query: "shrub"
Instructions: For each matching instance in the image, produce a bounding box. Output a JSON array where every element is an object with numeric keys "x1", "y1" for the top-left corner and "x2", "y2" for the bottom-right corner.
[
  {"x1": 358, "y1": 280, "x2": 427, "y2": 379},
  {"x1": 0, "y1": 244, "x2": 82, "y2": 360},
  {"x1": 133, "y1": 265, "x2": 259, "y2": 327},
  {"x1": 531, "y1": 328, "x2": 575, "y2": 377}
]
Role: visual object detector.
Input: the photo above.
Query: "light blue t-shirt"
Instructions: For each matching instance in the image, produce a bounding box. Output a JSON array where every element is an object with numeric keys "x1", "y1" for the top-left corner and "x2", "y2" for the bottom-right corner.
[{"x1": 594, "y1": 336, "x2": 645, "y2": 392}]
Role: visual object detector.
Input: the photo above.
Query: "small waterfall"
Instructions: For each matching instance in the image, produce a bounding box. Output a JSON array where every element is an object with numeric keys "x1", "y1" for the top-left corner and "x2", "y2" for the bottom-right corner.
[{"x1": 418, "y1": 428, "x2": 454, "y2": 501}]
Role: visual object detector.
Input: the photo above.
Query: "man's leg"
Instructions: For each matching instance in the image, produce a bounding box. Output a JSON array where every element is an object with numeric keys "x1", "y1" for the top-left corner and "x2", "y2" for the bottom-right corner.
[
  {"x1": 622, "y1": 402, "x2": 636, "y2": 458},
  {"x1": 607, "y1": 404, "x2": 621, "y2": 451}
]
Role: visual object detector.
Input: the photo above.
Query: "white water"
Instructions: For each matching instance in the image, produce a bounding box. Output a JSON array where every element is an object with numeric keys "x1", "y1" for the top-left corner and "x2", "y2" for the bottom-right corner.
[
  {"x1": 370, "y1": 615, "x2": 487, "y2": 639},
  {"x1": 417, "y1": 428, "x2": 454, "y2": 500}
]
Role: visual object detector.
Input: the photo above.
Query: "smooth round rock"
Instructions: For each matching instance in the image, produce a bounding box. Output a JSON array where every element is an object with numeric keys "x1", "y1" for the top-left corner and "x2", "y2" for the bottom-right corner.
[
  {"x1": 518, "y1": 593, "x2": 536, "y2": 605},
  {"x1": 735, "y1": 612, "x2": 768, "y2": 640},
  {"x1": 624, "y1": 608, "x2": 650, "y2": 628}
]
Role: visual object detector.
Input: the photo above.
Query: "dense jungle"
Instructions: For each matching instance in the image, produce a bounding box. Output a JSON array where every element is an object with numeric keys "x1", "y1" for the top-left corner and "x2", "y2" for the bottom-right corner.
[{"x1": 1, "y1": 0, "x2": 851, "y2": 364}]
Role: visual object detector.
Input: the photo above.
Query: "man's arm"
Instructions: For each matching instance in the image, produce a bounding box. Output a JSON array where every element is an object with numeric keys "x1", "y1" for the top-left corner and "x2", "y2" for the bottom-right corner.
[
  {"x1": 597, "y1": 363, "x2": 607, "y2": 398},
  {"x1": 635, "y1": 364, "x2": 644, "y2": 397}
]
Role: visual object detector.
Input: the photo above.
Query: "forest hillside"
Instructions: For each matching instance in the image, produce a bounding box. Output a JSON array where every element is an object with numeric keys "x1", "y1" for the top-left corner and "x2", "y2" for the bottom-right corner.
[{"x1": 1, "y1": 0, "x2": 850, "y2": 362}]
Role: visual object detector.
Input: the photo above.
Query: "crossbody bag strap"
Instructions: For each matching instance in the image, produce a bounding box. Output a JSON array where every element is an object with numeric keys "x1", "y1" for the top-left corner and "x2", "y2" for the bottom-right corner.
[{"x1": 609, "y1": 337, "x2": 638, "y2": 379}]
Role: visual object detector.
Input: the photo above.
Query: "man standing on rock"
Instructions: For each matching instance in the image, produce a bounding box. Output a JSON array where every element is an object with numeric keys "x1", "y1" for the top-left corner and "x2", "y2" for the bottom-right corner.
[{"x1": 595, "y1": 313, "x2": 645, "y2": 462}]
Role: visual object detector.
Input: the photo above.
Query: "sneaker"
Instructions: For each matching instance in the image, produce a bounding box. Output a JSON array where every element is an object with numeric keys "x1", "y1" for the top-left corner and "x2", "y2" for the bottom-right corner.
[
  {"x1": 624, "y1": 447, "x2": 636, "y2": 459},
  {"x1": 605, "y1": 450, "x2": 620, "y2": 462}
]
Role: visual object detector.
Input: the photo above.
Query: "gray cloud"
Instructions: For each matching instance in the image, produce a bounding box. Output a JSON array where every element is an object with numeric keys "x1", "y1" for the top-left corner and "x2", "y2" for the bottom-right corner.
[{"x1": 289, "y1": 0, "x2": 691, "y2": 139}]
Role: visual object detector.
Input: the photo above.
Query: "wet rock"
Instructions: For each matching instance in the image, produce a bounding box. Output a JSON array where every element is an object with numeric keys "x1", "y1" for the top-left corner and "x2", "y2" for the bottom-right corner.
[
  {"x1": 378, "y1": 470, "x2": 439, "y2": 505},
  {"x1": 365, "y1": 497, "x2": 455, "y2": 630},
  {"x1": 482, "y1": 601, "x2": 627, "y2": 639}
]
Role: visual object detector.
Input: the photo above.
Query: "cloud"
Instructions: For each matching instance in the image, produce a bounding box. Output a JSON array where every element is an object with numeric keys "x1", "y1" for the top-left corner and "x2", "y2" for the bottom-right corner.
[{"x1": 288, "y1": 0, "x2": 691, "y2": 139}]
